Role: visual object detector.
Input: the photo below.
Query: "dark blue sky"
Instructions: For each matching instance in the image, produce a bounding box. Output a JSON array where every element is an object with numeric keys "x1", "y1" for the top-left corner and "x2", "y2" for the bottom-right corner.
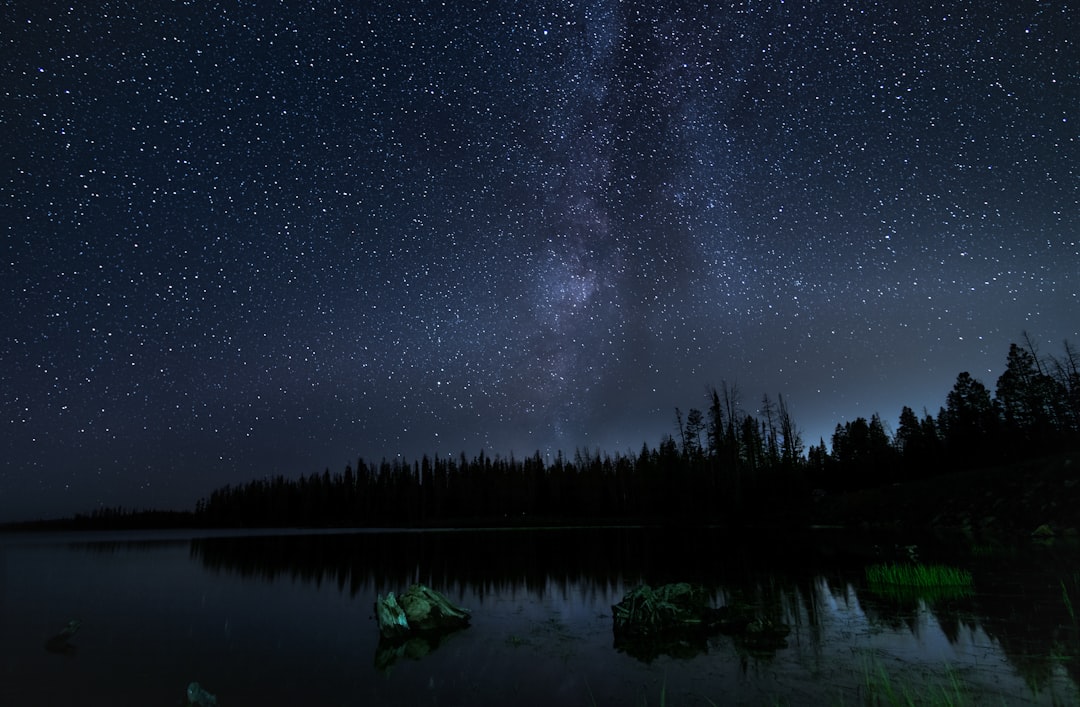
[{"x1": 3, "y1": 0, "x2": 1077, "y2": 521}]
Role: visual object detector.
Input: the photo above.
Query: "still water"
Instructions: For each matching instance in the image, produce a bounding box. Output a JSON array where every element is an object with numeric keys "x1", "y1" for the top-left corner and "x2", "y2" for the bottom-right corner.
[{"x1": 1, "y1": 526, "x2": 1077, "y2": 706}]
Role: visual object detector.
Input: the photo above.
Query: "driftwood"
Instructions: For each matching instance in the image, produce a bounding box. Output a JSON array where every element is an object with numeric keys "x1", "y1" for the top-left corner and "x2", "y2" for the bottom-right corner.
[{"x1": 374, "y1": 584, "x2": 470, "y2": 640}]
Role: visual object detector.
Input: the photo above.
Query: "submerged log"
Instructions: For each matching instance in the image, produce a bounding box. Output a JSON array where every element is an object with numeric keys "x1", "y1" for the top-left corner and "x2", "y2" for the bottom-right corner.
[{"x1": 374, "y1": 584, "x2": 470, "y2": 640}]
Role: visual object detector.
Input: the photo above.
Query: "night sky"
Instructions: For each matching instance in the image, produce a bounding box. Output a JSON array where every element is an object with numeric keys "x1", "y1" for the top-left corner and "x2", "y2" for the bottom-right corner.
[{"x1": 3, "y1": 1, "x2": 1077, "y2": 522}]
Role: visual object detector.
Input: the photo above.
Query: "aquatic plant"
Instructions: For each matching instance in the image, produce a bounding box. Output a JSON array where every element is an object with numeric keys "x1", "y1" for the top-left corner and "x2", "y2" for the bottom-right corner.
[
  {"x1": 859, "y1": 655, "x2": 969, "y2": 707},
  {"x1": 642, "y1": 675, "x2": 667, "y2": 707},
  {"x1": 612, "y1": 583, "x2": 710, "y2": 637},
  {"x1": 866, "y1": 563, "x2": 972, "y2": 589},
  {"x1": 865, "y1": 563, "x2": 973, "y2": 602},
  {"x1": 1058, "y1": 573, "x2": 1080, "y2": 672},
  {"x1": 1058, "y1": 582, "x2": 1075, "y2": 626}
]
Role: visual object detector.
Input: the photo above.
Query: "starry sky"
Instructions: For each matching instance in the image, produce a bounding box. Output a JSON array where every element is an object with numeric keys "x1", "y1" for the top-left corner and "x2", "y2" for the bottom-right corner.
[{"x1": 3, "y1": 0, "x2": 1077, "y2": 521}]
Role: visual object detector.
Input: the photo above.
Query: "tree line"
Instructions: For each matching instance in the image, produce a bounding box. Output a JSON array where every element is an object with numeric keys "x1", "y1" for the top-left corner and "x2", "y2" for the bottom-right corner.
[
  {"x1": 811, "y1": 335, "x2": 1080, "y2": 491},
  {"x1": 189, "y1": 336, "x2": 1080, "y2": 528},
  {"x1": 195, "y1": 382, "x2": 810, "y2": 527}
]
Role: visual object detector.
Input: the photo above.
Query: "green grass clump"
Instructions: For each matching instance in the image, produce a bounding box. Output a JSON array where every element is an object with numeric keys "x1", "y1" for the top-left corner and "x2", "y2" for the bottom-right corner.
[
  {"x1": 865, "y1": 563, "x2": 973, "y2": 601},
  {"x1": 866, "y1": 563, "x2": 973, "y2": 588},
  {"x1": 1062, "y1": 573, "x2": 1079, "y2": 625}
]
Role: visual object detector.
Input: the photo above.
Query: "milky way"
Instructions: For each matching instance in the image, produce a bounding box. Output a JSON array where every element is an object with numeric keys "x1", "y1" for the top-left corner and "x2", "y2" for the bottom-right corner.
[{"x1": 3, "y1": 0, "x2": 1077, "y2": 520}]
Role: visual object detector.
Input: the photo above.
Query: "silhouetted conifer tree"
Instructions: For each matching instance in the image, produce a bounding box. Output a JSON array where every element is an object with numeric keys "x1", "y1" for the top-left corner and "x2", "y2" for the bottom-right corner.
[{"x1": 942, "y1": 372, "x2": 998, "y2": 467}]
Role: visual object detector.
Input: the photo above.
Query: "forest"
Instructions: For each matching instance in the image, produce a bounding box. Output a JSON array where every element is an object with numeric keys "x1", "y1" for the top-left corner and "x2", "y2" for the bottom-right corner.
[{"x1": 191, "y1": 336, "x2": 1080, "y2": 529}]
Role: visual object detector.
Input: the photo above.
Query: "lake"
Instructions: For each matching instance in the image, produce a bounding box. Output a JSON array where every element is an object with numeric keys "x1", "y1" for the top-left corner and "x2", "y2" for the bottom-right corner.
[{"x1": 1, "y1": 526, "x2": 1077, "y2": 706}]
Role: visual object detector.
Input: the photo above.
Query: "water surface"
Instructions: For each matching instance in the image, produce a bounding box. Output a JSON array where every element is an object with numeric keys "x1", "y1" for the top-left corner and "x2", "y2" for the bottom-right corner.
[{"x1": 1, "y1": 527, "x2": 1076, "y2": 705}]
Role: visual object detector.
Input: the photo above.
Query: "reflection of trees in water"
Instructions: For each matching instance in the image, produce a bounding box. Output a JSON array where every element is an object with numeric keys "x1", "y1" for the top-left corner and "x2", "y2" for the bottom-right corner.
[
  {"x1": 189, "y1": 527, "x2": 839, "y2": 600},
  {"x1": 191, "y1": 528, "x2": 642, "y2": 599},
  {"x1": 839, "y1": 541, "x2": 1080, "y2": 700},
  {"x1": 961, "y1": 550, "x2": 1080, "y2": 697},
  {"x1": 716, "y1": 560, "x2": 1079, "y2": 701},
  {"x1": 189, "y1": 528, "x2": 1080, "y2": 694},
  {"x1": 71, "y1": 538, "x2": 190, "y2": 554}
]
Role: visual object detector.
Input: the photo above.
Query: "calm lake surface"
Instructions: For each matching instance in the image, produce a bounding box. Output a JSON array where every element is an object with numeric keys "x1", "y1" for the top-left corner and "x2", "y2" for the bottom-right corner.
[{"x1": 1, "y1": 526, "x2": 1077, "y2": 706}]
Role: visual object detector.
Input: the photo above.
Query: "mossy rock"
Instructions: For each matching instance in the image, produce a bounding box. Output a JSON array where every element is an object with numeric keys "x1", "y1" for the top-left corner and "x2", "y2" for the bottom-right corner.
[
  {"x1": 375, "y1": 584, "x2": 470, "y2": 640},
  {"x1": 1032, "y1": 523, "x2": 1055, "y2": 538}
]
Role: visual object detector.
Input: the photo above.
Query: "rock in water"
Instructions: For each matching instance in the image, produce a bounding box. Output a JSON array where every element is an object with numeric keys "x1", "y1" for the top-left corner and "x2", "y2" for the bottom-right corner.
[
  {"x1": 44, "y1": 619, "x2": 81, "y2": 654},
  {"x1": 54, "y1": 619, "x2": 81, "y2": 640},
  {"x1": 374, "y1": 592, "x2": 411, "y2": 640},
  {"x1": 186, "y1": 681, "x2": 218, "y2": 706},
  {"x1": 375, "y1": 585, "x2": 470, "y2": 640},
  {"x1": 398, "y1": 584, "x2": 471, "y2": 632},
  {"x1": 1032, "y1": 523, "x2": 1055, "y2": 538}
]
